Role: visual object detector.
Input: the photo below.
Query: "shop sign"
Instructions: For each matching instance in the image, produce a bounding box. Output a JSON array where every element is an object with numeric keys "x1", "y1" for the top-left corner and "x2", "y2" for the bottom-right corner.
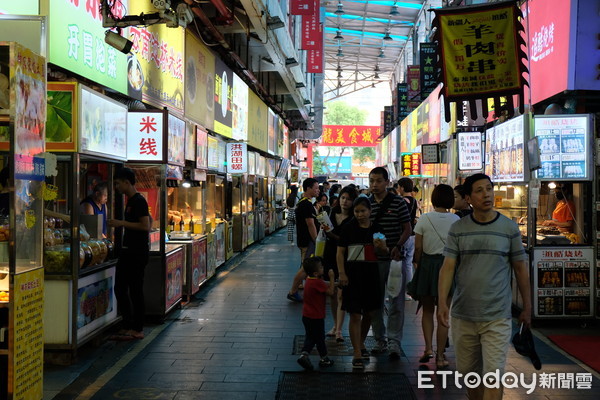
[
  {"x1": 457, "y1": 132, "x2": 483, "y2": 170},
  {"x1": 184, "y1": 30, "x2": 215, "y2": 130},
  {"x1": 0, "y1": 0, "x2": 39, "y2": 14},
  {"x1": 167, "y1": 114, "x2": 185, "y2": 166},
  {"x1": 397, "y1": 83, "x2": 408, "y2": 124},
  {"x1": 432, "y1": 1, "x2": 527, "y2": 122},
  {"x1": 301, "y1": 13, "x2": 321, "y2": 50},
  {"x1": 196, "y1": 126, "x2": 208, "y2": 169},
  {"x1": 419, "y1": 42, "x2": 438, "y2": 99},
  {"x1": 47, "y1": 82, "x2": 78, "y2": 152},
  {"x1": 248, "y1": 90, "x2": 268, "y2": 151},
  {"x1": 291, "y1": 0, "x2": 316, "y2": 15},
  {"x1": 319, "y1": 156, "x2": 352, "y2": 174},
  {"x1": 411, "y1": 153, "x2": 421, "y2": 176},
  {"x1": 534, "y1": 114, "x2": 591, "y2": 181},
  {"x1": 307, "y1": 29, "x2": 324, "y2": 74},
  {"x1": 128, "y1": 3, "x2": 185, "y2": 112},
  {"x1": 268, "y1": 108, "x2": 277, "y2": 155},
  {"x1": 407, "y1": 65, "x2": 420, "y2": 108},
  {"x1": 533, "y1": 247, "x2": 593, "y2": 317},
  {"x1": 184, "y1": 122, "x2": 195, "y2": 161},
  {"x1": 486, "y1": 114, "x2": 526, "y2": 183},
  {"x1": 48, "y1": 0, "x2": 129, "y2": 94},
  {"x1": 165, "y1": 249, "x2": 184, "y2": 310},
  {"x1": 232, "y1": 74, "x2": 248, "y2": 141},
  {"x1": 79, "y1": 85, "x2": 127, "y2": 160},
  {"x1": 217, "y1": 139, "x2": 227, "y2": 173},
  {"x1": 207, "y1": 136, "x2": 219, "y2": 170},
  {"x1": 383, "y1": 106, "x2": 394, "y2": 135},
  {"x1": 126, "y1": 111, "x2": 165, "y2": 162},
  {"x1": 13, "y1": 268, "x2": 44, "y2": 400},
  {"x1": 213, "y1": 58, "x2": 233, "y2": 138},
  {"x1": 401, "y1": 153, "x2": 412, "y2": 176},
  {"x1": 283, "y1": 124, "x2": 290, "y2": 159},
  {"x1": 421, "y1": 143, "x2": 440, "y2": 164},
  {"x1": 76, "y1": 267, "x2": 117, "y2": 339},
  {"x1": 321, "y1": 125, "x2": 380, "y2": 147},
  {"x1": 226, "y1": 142, "x2": 248, "y2": 174}
]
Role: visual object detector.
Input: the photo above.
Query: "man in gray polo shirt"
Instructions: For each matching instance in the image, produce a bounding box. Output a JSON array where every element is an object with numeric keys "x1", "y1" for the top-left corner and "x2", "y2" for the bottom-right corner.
[{"x1": 438, "y1": 173, "x2": 531, "y2": 400}]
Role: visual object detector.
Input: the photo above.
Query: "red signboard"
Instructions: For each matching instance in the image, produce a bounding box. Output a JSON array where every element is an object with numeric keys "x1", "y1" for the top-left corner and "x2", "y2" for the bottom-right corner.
[
  {"x1": 321, "y1": 125, "x2": 381, "y2": 147},
  {"x1": 411, "y1": 153, "x2": 421, "y2": 176},
  {"x1": 307, "y1": 48, "x2": 323, "y2": 73},
  {"x1": 301, "y1": 13, "x2": 321, "y2": 50},
  {"x1": 291, "y1": 0, "x2": 316, "y2": 15}
]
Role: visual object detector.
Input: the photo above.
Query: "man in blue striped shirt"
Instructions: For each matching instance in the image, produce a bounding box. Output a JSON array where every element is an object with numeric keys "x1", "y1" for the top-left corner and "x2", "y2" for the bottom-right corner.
[
  {"x1": 438, "y1": 173, "x2": 531, "y2": 400},
  {"x1": 368, "y1": 167, "x2": 412, "y2": 358}
]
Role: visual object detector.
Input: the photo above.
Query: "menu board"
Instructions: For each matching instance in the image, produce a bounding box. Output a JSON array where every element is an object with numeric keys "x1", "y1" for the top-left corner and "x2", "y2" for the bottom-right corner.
[
  {"x1": 533, "y1": 247, "x2": 593, "y2": 317},
  {"x1": 167, "y1": 114, "x2": 185, "y2": 166},
  {"x1": 486, "y1": 114, "x2": 527, "y2": 182},
  {"x1": 207, "y1": 136, "x2": 219, "y2": 170},
  {"x1": 534, "y1": 114, "x2": 591, "y2": 180},
  {"x1": 457, "y1": 132, "x2": 483, "y2": 171},
  {"x1": 421, "y1": 144, "x2": 440, "y2": 164}
]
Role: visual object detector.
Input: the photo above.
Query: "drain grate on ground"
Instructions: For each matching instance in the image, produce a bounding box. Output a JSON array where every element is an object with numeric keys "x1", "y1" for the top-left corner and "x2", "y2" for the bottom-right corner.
[
  {"x1": 292, "y1": 335, "x2": 405, "y2": 357},
  {"x1": 276, "y1": 372, "x2": 416, "y2": 400}
]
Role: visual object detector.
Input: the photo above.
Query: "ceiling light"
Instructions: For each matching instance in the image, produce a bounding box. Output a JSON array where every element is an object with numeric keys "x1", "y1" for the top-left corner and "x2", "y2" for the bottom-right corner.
[
  {"x1": 295, "y1": 82, "x2": 306, "y2": 88},
  {"x1": 303, "y1": 99, "x2": 311, "y2": 105},
  {"x1": 383, "y1": 31, "x2": 393, "y2": 41},
  {"x1": 267, "y1": 16, "x2": 285, "y2": 30},
  {"x1": 378, "y1": 49, "x2": 385, "y2": 58},
  {"x1": 390, "y1": 4, "x2": 400, "y2": 16},
  {"x1": 336, "y1": 48, "x2": 345, "y2": 57},
  {"x1": 374, "y1": 65, "x2": 380, "y2": 72},
  {"x1": 337, "y1": 81, "x2": 342, "y2": 88},
  {"x1": 337, "y1": 71, "x2": 342, "y2": 78},
  {"x1": 336, "y1": 64, "x2": 343, "y2": 72},
  {"x1": 334, "y1": 29, "x2": 344, "y2": 40},
  {"x1": 374, "y1": 72, "x2": 380, "y2": 79},
  {"x1": 308, "y1": 110, "x2": 315, "y2": 117},
  {"x1": 335, "y1": 2, "x2": 345, "y2": 15},
  {"x1": 285, "y1": 57, "x2": 299, "y2": 67}
]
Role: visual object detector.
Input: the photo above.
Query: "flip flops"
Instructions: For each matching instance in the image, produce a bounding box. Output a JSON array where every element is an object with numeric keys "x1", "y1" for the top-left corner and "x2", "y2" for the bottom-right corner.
[{"x1": 418, "y1": 351, "x2": 434, "y2": 363}]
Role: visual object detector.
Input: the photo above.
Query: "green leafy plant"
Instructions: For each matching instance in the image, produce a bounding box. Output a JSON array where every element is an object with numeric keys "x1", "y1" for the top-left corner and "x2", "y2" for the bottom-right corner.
[{"x1": 46, "y1": 90, "x2": 73, "y2": 142}]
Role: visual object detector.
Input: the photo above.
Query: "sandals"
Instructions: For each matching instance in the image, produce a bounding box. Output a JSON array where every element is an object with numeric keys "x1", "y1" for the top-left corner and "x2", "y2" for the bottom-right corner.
[
  {"x1": 326, "y1": 328, "x2": 336, "y2": 337},
  {"x1": 360, "y1": 348, "x2": 370, "y2": 359},
  {"x1": 335, "y1": 333, "x2": 345, "y2": 343},
  {"x1": 352, "y1": 358, "x2": 365, "y2": 369},
  {"x1": 436, "y1": 353, "x2": 450, "y2": 369},
  {"x1": 418, "y1": 351, "x2": 434, "y2": 363}
]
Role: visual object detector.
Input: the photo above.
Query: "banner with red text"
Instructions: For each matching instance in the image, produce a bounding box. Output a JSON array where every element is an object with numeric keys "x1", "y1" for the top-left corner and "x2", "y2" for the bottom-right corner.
[
  {"x1": 301, "y1": 13, "x2": 321, "y2": 50},
  {"x1": 320, "y1": 126, "x2": 380, "y2": 147},
  {"x1": 291, "y1": 0, "x2": 316, "y2": 15}
]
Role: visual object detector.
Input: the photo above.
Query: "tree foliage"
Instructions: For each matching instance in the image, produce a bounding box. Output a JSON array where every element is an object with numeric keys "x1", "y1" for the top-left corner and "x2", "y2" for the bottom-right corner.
[{"x1": 353, "y1": 147, "x2": 376, "y2": 164}]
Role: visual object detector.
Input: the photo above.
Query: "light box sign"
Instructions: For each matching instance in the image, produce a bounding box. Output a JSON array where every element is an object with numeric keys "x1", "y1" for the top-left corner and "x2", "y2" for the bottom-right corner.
[
  {"x1": 411, "y1": 153, "x2": 421, "y2": 176},
  {"x1": 534, "y1": 114, "x2": 591, "y2": 181},
  {"x1": 268, "y1": 108, "x2": 277, "y2": 155},
  {"x1": 168, "y1": 114, "x2": 186, "y2": 166},
  {"x1": 214, "y1": 58, "x2": 233, "y2": 138},
  {"x1": 401, "y1": 154, "x2": 412, "y2": 176},
  {"x1": 196, "y1": 126, "x2": 208, "y2": 169},
  {"x1": 79, "y1": 85, "x2": 127, "y2": 160},
  {"x1": 0, "y1": 0, "x2": 39, "y2": 14},
  {"x1": 126, "y1": 110, "x2": 165, "y2": 162},
  {"x1": 184, "y1": 30, "x2": 215, "y2": 130},
  {"x1": 232, "y1": 74, "x2": 248, "y2": 141},
  {"x1": 49, "y1": 0, "x2": 129, "y2": 94},
  {"x1": 248, "y1": 90, "x2": 268, "y2": 152},
  {"x1": 458, "y1": 132, "x2": 483, "y2": 171},
  {"x1": 227, "y1": 142, "x2": 247, "y2": 174},
  {"x1": 217, "y1": 139, "x2": 227, "y2": 174},
  {"x1": 421, "y1": 143, "x2": 440, "y2": 164},
  {"x1": 207, "y1": 136, "x2": 219, "y2": 170},
  {"x1": 185, "y1": 122, "x2": 195, "y2": 161},
  {"x1": 47, "y1": 82, "x2": 78, "y2": 152},
  {"x1": 319, "y1": 156, "x2": 352, "y2": 174},
  {"x1": 487, "y1": 115, "x2": 527, "y2": 182}
]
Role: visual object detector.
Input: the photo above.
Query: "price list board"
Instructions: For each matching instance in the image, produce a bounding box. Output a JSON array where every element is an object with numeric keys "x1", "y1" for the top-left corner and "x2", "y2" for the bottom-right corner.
[{"x1": 532, "y1": 247, "x2": 593, "y2": 317}]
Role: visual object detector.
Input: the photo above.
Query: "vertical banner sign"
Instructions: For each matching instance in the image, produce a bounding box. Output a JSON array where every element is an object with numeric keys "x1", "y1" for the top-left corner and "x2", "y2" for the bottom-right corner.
[
  {"x1": 457, "y1": 131, "x2": 483, "y2": 170},
  {"x1": 214, "y1": 58, "x2": 233, "y2": 138},
  {"x1": 397, "y1": 83, "x2": 408, "y2": 123},
  {"x1": 401, "y1": 154, "x2": 412, "y2": 176},
  {"x1": 432, "y1": 1, "x2": 527, "y2": 122},
  {"x1": 407, "y1": 65, "x2": 421, "y2": 110},
  {"x1": 307, "y1": 47, "x2": 323, "y2": 73},
  {"x1": 165, "y1": 249, "x2": 184, "y2": 310},
  {"x1": 411, "y1": 153, "x2": 421, "y2": 176},
  {"x1": 419, "y1": 42, "x2": 438, "y2": 99},
  {"x1": 226, "y1": 142, "x2": 248, "y2": 173},
  {"x1": 301, "y1": 11, "x2": 321, "y2": 50},
  {"x1": 126, "y1": 111, "x2": 165, "y2": 162},
  {"x1": 13, "y1": 268, "x2": 44, "y2": 399},
  {"x1": 384, "y1": 106, "x2": 394, "y2": 134},
  {"x1": 291, "y1": 0, "x2": 316, "y2": 15}
]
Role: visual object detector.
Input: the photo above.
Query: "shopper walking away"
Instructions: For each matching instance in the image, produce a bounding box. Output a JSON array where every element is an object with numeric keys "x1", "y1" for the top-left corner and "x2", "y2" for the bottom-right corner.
[
  {"x1": 287, "y1": 178, "x2": 320, "y2": 302},
  {"x1": 108, "y1": 168, "x2": 151, "y2": 340},
  {"x1": 438, "y1": 173, "x2": 531, "y2": 400},
  {"x1": 296, "y1": 257, "x2": 336, "y2": 370},
  {"x1": 368, "y1": 167, "x2": 412, "y2": 359},
  {"x1": 396, "y1": 177, "x2": 418, "y2": 286},
  {"x1": 453, "y1": 184, "x2": 473, "y2": 218},
  {"x1": 321, "y1": 186, "x2": 358, "y2": 343},
  {"x1": 337, "y1": 197, "x2": 388, "y2": 369},
  {"x1": 412, "y1": 184, "x2": 459, "y2": 368}
]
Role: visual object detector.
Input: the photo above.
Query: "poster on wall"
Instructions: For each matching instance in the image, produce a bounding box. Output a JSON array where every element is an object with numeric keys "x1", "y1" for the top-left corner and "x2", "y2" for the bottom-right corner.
[
  {"x1": 487, "y1": 114, "x2": 527, "y2": 182},
  {"x1": 167, "y1": 114, "x2": 186, "y2": 166},
  {"x1": 533, "y1": 247, "x2": 593, "y2": 317},
  {"x1": 46, "y1": 82, "x2": 78, "y2": 152},
  {"x1": 457, "y1": 132, "x2": 483, "y2": 171},
  {"x1": 534, "y1": 114, "x2": 591, "y2": 181},
  {"x1": 214, "y1": 58, "x2": 233, "y2": 138}
]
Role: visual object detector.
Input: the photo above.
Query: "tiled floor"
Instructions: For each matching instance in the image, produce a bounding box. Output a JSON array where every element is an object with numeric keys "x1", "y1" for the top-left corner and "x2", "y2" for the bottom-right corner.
[{"x1": 44, "y1": 230, "x2": 600, "y2": 399}]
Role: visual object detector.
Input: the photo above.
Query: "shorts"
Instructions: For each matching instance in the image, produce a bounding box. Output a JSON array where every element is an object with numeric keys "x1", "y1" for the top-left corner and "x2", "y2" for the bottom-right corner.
[
  {"x1": 341, "y1": 261, "x2": 381, "y2": 314},
  {"x1": 451, "y1": 317, "x2": 512, "y2": 375}
]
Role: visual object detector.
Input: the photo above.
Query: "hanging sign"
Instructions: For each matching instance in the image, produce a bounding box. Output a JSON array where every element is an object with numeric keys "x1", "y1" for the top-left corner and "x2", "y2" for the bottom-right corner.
[
  {"x1": 167, "y1": 114, "x2": 185, "y2": 166},
  {"x1": 458, "y1": 132, "x2": 483, "y2": 171},
  {"x1": 411, "y1": 153, "x2": 421, "y2": 176},
  {"x1": 226, "y1": 142, "x2": 247, "y2": 174},
  {"x1": 419, "y1": 42, "x2": 438, "y2": 99},
  {"x1": 213, "y1": 58, "x2": 233, "y2": 138},
  {"x1": 397, "y1": 83, "x2": 409, "y2": 123},
  {"x1": 184, "y1": 30, "x2": 215, "y2": 131},
  {"x1": 320, "y1": 125, "x2": 380, "y2": 147},
  {"x1": 291, "y1": 0, "x2": 316, "y2": 15},
  {"x1": 401, "y1": 153, "x2": 412, "y2": 176},
  {"x1": 487, "y1": 114, "x2": 527, "y2": 182},
  {"x1": 421, "y1": 143, "x2": 440, "y2": 164},
  {"x1": 307, "y1": 47, "x2": 324, "y2": 73},
  {"x1": 534, "y1": 114, "x2": 591, "y2": 181},
  {"x1": 431, "y1": 1, "x2": 528, "y2": 122},
  {"x1": 301, "y1": 13, "x2": 321, "y2": 50},
  {"x1": 407, "y1": 65, "x2": 421, "y2": 109},
  {"x1": 126, "y1": 110, "x2": 165, "y2": 162}
]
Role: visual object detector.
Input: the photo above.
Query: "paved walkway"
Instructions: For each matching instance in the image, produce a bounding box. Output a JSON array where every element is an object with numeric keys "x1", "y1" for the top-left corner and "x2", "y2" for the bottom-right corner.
[{"x1": 44, "y1": 230, "x2": 600, "y2": 399}]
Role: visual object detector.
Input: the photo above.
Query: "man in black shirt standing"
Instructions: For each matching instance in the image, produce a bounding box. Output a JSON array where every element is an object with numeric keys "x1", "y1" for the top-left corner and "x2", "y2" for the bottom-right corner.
[
  {"x1": 287, "y1": 178, "x2": 320, "y2": 302},
  {"x1": 108, "y1": 168, "x2": 151, "y2": 340}
]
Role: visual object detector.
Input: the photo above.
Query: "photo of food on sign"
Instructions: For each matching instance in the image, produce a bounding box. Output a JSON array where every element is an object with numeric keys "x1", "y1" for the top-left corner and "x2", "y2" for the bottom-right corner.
[{"x1": 127, "y1": 56, "x2": 144, "y2": 92}]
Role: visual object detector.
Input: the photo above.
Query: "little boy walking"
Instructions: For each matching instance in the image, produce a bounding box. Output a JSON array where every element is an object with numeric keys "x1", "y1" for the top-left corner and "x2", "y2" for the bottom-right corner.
[{"x1": 297, "y1": 257, "x2": 336, "y2": 370}]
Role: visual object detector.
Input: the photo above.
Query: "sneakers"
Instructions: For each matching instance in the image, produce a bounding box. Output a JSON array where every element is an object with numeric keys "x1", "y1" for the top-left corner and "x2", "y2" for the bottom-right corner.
[
  {"x1": 297, "y1": 352, "x2": 313, "y2": 370},
  {"x1": 287, "y1": 292, "x2": 303, "y2": 303},
  {"x1": 319, "y1": 356, "x2": 334, "y2": 367},
  {"x1": 371, "y1": 340, "x2": 388, "y2": 354},
  {"x1": 389, "y1": 341, "x2": 401, "y2": 359}
]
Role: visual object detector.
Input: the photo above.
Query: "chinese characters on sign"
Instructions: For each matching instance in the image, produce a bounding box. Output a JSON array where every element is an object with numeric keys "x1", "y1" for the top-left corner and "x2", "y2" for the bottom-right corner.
[
  {"x1": 383, "y1": 106, "x2": 394, "y2": 135},
  {"x1": 291, "y1": 0, "x2": 316, "y2": 15},
  {"x1": 301, "y1": 12, "x2": 321, "y2": 50},
  {"x1": 401, "y1": 154, "x2": 412, "y2": 176},
  {"x1": 419, "y1": 42, "x2": 438, "y2": 99},
  {"x1": 421, "y1": 144, "x2": 440, "y2": 164},
  {"x1": 397, "y1": 83, "x2": 408, "y2": 123},
  {"x1": 127, "y1": 111, "x2": 164, "y2": 161},
  {"x1": 458, "y1": 132, "x2": 483, "y2": 170},
  {"x1": 407, "y1": 65, "x2": 421, "y2": 111},
  {"x1": 411, "y1": 153, "x2": 421, "y2": 176},
  {"x1": 226, "y1": 142, "x2": 248, "y2": 173},
  {"x1": 320, "y1": 125, "x2": 380, "y2": 147}
]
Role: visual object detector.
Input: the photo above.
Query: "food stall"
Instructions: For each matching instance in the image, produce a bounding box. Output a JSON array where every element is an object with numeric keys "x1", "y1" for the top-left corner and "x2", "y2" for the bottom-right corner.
[
  {"x1": 206, "y1": 135, "x2": 226, "y2": 274},
  {"x1": 42, "y1": 83, "x2": 126, "y2": 363},
  {"x1": 125, "y1": 110, "x2": 186, "y2": 320},
  {"x1": 228, "y1": 142, "x2": 248, "y2": 252},
  {"x1": 528, "y1": 114, "x2": 595, "y2": 318},
  {"x1": 0, "y1": 42, "x2": 46, "y2": 400},
  {"x1": 246, "y1": 152, "x2": 257, "y2": 247},
  {"x1": 255, "y1": 155, "x2": 267, "y2": 241}
]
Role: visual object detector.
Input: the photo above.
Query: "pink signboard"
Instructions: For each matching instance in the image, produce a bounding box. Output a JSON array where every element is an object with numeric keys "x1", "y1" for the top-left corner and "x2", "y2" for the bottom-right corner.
[{"x1": 165, "y1": 248, "x2": 184, "y2": 310}]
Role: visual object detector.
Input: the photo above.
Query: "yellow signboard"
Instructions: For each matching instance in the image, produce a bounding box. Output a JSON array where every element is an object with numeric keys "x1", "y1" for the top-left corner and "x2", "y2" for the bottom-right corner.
[
  {"x1": 247, "y1": 90, "x2": 268, "y2": 152},
  {"x1": 13, "y1": 268, "x2": 44, "y2": 399},
  {"x1": 184, "y1": 31, "x2": 215, "y2": 130}
]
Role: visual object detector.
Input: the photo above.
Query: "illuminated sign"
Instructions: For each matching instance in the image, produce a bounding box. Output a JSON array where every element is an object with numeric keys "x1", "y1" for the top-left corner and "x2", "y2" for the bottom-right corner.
[
  {"x1": 457, "y1": 132, "x2": 483, "y2": 171},
  {"x1": 127, "y1": 111, "x2": 165, "y2": 162},
  {"x1": 486, "y1": 114, "x2": 527, "y2": 182},
  {"x1": 226, "y1": 142, "x2": 248, "y2": 174},
  {"x1": 321, "y1": 125, "x2": 380, "y2": 147}
]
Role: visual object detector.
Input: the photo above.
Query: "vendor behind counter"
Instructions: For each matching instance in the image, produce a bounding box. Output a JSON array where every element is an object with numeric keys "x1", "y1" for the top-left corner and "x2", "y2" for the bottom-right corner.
[{"x1": 541, "y1": 183, "x2": 575, "y2": 234}]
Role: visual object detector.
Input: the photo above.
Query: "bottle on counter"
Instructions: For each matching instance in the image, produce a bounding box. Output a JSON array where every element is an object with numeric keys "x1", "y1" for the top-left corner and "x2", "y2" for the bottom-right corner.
[
  {"x1": 168, "y1": 216, "x2": 175, "y2": 233},
  {"x1": 189, "y1": 216, "x2": 194, "y2": 233},
  {"x1": 179, "y1": 209, "x2": 185, "y2": 231}
]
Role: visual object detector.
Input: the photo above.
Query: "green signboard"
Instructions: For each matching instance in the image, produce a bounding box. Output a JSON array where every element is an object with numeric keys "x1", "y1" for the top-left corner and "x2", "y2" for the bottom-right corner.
[
  {"x1": 0, "y1": 0, "x2": 39, "y2": 15},
  {"x1": 48, "y1": 0, "x2": 128, "y2": 94}
]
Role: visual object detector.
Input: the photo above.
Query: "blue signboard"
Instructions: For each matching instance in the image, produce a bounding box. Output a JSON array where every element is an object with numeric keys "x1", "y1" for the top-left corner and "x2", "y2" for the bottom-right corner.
[{"x1": 320, "y1": 156, "x2": 352, "y2": 174}]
